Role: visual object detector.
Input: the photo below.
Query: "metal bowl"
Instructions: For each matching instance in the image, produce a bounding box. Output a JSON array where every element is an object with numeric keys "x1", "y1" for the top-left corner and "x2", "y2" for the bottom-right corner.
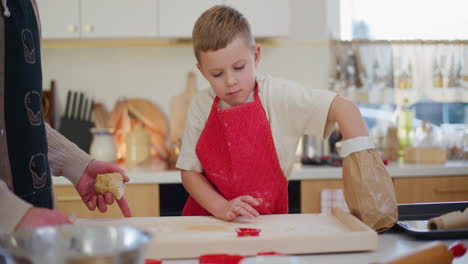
[{"x1": 0, "y1": 225, "x2": 152, "y2": 264}]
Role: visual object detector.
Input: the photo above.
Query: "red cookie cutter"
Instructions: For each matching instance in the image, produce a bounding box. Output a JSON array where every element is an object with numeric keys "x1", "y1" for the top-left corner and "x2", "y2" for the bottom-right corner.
[
  {"x1": 199, "y1": 254, "x2": 244, "y2": 264},
  {"x1": 235, "y1": 227, "x2": 261, "y2": 237}
]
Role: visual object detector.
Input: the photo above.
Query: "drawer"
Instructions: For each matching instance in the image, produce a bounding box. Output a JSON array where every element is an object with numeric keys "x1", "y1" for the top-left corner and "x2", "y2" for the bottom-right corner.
[
  {"x1": 393, "y1": 176, "x2": 468, "y2": 204},
  {"x1": 54, "y1": 184, "x2": 159, "y2": 218}
]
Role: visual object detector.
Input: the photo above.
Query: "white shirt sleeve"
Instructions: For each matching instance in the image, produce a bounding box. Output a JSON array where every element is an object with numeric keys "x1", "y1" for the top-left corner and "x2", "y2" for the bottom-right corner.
[
  {"x1": 175, "y1": 91, "x2": 211, "y2": 172},
  {"x1": 0, "y1": 179, "x2": 32, "y2": 232}
]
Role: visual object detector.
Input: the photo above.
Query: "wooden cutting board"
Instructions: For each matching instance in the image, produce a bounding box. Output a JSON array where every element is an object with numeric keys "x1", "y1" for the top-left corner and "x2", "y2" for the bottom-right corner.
[
  {"x1": 76, "y1": 208, "x2": 377, "y2": 259},
  {"x1": 169, "y1": 71, "x2": 198, "y2": 142}
]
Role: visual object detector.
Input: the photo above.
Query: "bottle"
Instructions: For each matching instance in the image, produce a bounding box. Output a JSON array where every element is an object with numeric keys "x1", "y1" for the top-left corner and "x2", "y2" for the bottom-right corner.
[
  {"x1": 434, "y1": 58, "x2": 444, "y2": 88},
  {"x1": 397, "y1": 98, "x2": 414, "y2": 159},
  {"x1": 407, "y1": 62, "x2": 413, "y2": 89}
]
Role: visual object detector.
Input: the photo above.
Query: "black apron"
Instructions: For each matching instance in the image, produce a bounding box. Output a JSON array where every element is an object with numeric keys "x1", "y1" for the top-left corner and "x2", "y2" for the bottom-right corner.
[{"x1": 4, "y1": 0, "x2": 52, "y2": 208}]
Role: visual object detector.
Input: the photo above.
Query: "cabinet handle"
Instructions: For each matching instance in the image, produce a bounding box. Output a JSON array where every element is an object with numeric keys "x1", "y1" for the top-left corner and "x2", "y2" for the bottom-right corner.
[
  {"x1": 66, "y1": 24, "x2": 78, "y2": 33},
  {"x1": 83, "y1": 24, "x2": 94, "y2": 33},
  {"x1": 57, "y1": 196, "x2": 82, "y2": 202},
  {"x1": 433, "y1": 188, "x2": 468, "y2": 193}
]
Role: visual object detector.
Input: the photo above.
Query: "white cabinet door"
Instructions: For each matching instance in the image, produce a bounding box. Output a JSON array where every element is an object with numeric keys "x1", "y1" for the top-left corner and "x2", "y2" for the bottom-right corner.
[
  {"x1": 225, "y1": 0, "x2": 289, "y2": 38},
  {"x1": 159, "y1": 0, "x2": 221, "y2": 38},
  {"x1": 81, "y1": 0, "x2": 158, "y2": 38},
  {"x1": 36, "y1": 0, "x2": 80, "y2": 39}
]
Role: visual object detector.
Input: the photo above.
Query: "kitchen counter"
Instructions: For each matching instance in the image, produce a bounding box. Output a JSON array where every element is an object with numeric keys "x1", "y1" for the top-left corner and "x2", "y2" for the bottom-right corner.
[
  {"x1": 157, "y1": 230, "x2": 468, "y2": 264},
  {"x1": 51, "y1": 161, "x2": 468, "y2": 217},
  {"x1": 52, "y1": 161, "x2": 468, "y2": 185}
]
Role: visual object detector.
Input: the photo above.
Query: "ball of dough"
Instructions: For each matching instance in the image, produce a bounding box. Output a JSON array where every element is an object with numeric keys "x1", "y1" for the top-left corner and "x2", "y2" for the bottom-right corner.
[{"x1": 94, "y1": 172, "x2": 126, "y2": 199}]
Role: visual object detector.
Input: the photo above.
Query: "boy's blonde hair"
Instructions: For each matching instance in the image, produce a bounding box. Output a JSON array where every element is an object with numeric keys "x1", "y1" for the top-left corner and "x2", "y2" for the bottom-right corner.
[{"x1": 192, "y1": 5, "x2": 255, "y2": 63}]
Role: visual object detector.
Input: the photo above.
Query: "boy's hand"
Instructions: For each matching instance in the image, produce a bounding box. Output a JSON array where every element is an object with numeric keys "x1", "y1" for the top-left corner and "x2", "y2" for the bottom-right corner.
[{"x1": 215, "y1": 195, "x2": 262, "y2": 221}]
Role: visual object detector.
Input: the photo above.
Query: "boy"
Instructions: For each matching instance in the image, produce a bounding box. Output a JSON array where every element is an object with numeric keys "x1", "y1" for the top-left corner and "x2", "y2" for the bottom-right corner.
[{"x1": 176, "y1": 5, "x2": 397, "y2": 232}]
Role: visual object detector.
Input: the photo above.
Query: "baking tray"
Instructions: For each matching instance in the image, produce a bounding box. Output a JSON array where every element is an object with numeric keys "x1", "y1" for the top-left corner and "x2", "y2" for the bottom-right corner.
[{"x1": 396, "y1": 201, "x2": 468, "y2": 239}]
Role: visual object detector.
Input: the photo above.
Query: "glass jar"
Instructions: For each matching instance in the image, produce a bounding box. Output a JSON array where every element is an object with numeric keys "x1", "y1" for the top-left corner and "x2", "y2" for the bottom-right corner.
[
  {"x1": 89, "y1": 128, "x2": 117, "y2": 162},
  {"x1": 125, "y1": 124, "x2": 150, "y2": 166}
]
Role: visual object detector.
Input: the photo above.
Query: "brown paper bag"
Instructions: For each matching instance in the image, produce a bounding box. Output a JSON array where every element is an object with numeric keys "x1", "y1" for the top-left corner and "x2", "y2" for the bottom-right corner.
[{"x1": 342, "y1": 149, "x2": 398, "y2": 232}]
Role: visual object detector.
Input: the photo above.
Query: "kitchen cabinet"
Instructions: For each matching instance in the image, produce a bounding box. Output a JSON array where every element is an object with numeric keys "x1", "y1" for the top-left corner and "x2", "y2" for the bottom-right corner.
[
  {"x1": 225, "y1": 0, "x2": 289, "y2": 38},
  {"x1": 54, "y1": 184, "x2": 159, "y2": 218},
  {"x1": 36, "y1": 0, "x2": 80, "y2": 39},
  {"x1": 393, "y1": 176, "x2": 468, "y2": 204},
  {"x1": 158, "y1": 181, "x2": 300, "y2": 216},
  {"x1": 301, "y1": 179, "x2": 343, "y2": 213},
  {"x1": 159, "y1": 0, "x2": 289, "y2": 38},
  {"x1": 37, "y1": 0, "x2": 158, "y2": 39},
  {"x1": 81, "y1": 0, "x2": 158, "y2": 38},
  {"x1": 38, "y1": 0, "x2": 288, "y2": 39},
  {"x1": 158, "y1": 0, "x2": 220, "y2": 38},
  {"x1": 300, "y1": 175, "x2": 468, "y2": 213}
]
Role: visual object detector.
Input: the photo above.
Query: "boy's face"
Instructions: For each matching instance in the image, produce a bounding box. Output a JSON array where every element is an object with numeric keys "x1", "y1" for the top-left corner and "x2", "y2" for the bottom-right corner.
[{"x1": 197, "y1": 36, "x2": 260, "y2": 107}]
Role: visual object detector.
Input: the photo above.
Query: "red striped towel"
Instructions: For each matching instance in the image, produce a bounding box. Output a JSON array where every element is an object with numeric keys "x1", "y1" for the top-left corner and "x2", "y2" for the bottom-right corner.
[{"x1": 320, "y1": 189, "x2": 350, "y2": 213}]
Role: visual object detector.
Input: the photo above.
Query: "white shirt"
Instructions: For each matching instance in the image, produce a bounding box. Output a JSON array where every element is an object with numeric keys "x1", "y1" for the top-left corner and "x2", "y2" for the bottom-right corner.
[{"x1": 176, "y1": 74, "x2": 337, "y2": 178}]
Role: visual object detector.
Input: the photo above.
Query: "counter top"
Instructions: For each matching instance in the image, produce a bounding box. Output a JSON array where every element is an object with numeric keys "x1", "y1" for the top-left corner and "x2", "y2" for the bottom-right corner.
[
  {"x1": 290, "y1": 160, "x2": 468, "y2": 180},
  {"x1": 159, "y1": 230, "x2": 468, "y2": 264},
  {"x1": 52, "y1": 161, "x2": 468, "y2": 186}
]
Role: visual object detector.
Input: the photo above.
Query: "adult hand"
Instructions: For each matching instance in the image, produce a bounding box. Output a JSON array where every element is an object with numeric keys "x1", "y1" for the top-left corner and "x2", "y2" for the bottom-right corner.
[
  {"x1": 15, "y1": 207, "x2": 71, "y2": 230},
  {"x1": 75, "y1": 160, "x2": 132, "y2": 217},
  {"x1": 214, "y1": 195, "x2": 262, "y2": 221}
]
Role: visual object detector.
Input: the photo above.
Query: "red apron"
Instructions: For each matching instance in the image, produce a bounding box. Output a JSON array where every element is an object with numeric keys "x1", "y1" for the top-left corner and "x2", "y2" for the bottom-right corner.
[{"x1": 182, "y1": 87, "x2": 288, "y2": 216}]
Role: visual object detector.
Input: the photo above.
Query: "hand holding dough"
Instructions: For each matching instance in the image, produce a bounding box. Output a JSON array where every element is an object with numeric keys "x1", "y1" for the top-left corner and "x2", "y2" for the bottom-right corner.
[{"x1": 94, "y1": 172, "x2": 126, "y2": 199}]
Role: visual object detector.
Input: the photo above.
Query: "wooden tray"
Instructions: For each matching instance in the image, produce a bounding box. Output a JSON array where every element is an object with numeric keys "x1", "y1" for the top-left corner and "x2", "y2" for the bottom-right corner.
[{"x1": 76, "y1": 208, "x2": 377, "y2": 259}]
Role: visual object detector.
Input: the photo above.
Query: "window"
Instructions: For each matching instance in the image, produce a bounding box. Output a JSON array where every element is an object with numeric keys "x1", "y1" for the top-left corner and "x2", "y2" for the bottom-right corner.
[{"x1": 340, "y1": 0, "x2": 468, "y2": 40}]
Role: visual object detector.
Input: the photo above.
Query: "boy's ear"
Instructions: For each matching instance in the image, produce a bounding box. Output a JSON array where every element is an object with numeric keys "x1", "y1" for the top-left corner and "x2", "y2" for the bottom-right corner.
[
  {"x1": 196, "y1": 63, "x2": 204, "y2": 76},
  {"x1": 254, "y1": 44, "x2": 261, "y2": 67}
]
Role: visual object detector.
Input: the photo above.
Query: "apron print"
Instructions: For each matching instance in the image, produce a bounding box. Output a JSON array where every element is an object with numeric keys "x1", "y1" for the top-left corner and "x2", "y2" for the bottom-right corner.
[
  {"x1": 29, "y1": 153, "x2": 47, "y2": 189},
  {"x1": 22, "y1": 28, "x2": 36, "y2": 64},
  {"x1": 24, "y1": 91, "x2": 42, "y2": 126}
]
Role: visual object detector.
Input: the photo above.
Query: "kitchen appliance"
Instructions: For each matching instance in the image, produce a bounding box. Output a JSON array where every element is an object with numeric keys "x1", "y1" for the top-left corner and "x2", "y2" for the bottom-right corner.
[
  {"x1": 76, "y1": 208, "x2": 377, "y2": 259},
  {"x1": 301, "y1": 135, "x2": 323, "y2": 160},
  {"x1": 0, "y1": 225, "x2": 151, "y2": 264},
  {"x1": 301, "y1": 135, "x2": 328, "y2": 165}
]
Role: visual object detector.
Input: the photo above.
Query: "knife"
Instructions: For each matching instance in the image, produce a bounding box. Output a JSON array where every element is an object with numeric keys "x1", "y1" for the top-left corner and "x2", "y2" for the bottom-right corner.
[
  {"x1": 77, "y1": 93, "x2": 84, "y2": 120},
  {"x1": 82, "y1": 97, "x2": 88, "y2": 121},
  {"x1": 70, "y1": 91, "x2": 77, "y2": 120},
  {"x1": 64, "y1": 90, "x2": 71, "y2": 119}
]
